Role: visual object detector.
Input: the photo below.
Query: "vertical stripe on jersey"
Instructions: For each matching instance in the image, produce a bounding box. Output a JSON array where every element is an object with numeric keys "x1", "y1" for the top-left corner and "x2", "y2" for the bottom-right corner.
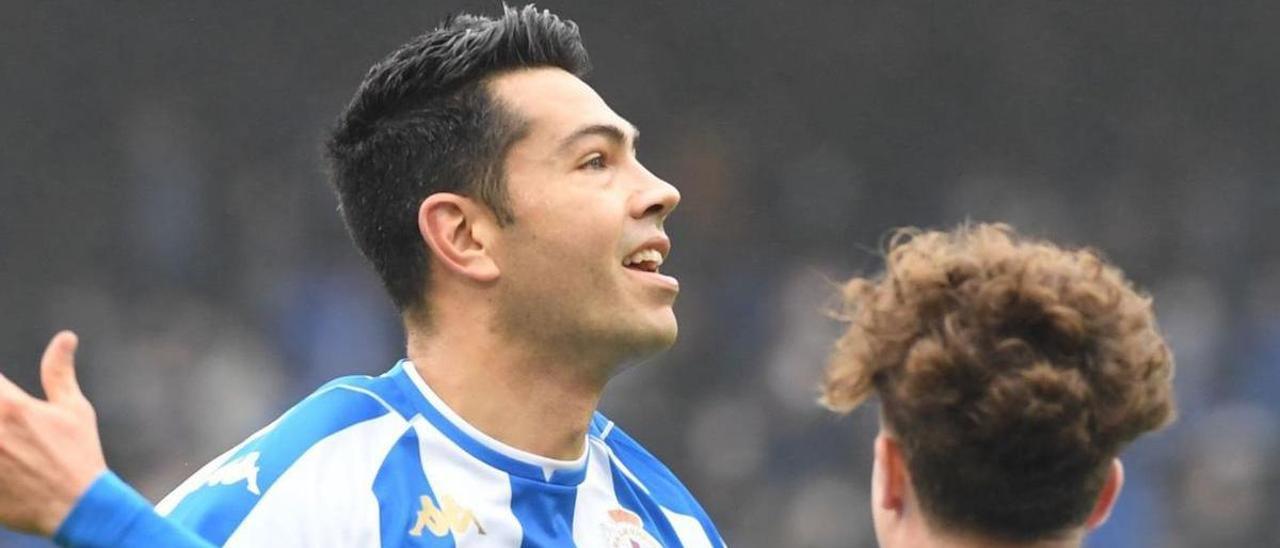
[
  {"x1": 164, "y1": 386, "x2": 393, "y2": 545},
  {"x1": 606, "y1": 427, "x2": 724, "y2": 546},
  {"x1": 608, "y1": 457, "x2": 684, "y2": 545},
  {"x1": 372, "y1": 428, "x2": 452, "y2": 547},
  {"x1": 508, "y1": 477, "x2": 577, "y2": 548},
  {"x1": 224, "y1": 411, "x2": 409, "y2": 546},
  {"x1": 412, "y1": 416, "x2": 525, "y2": 547},
  {"x1": 570, "y1": 439, "x2": 625, "y2": 546},
  {"x1": 660, "y1": 508, "x2": 717, "y2": 548}
]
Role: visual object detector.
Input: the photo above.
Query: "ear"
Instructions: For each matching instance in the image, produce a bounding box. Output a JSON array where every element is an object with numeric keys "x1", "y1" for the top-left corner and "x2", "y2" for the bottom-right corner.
[
  {"x1": 874, "y1": 432, "x2": 909, "y2": 515},
  {"x1": 1084, "y1": 458, "x2": 1124, "y2": 530},
  {"x1": 418, "y1": 193, "x2": 500, "y2": 283}
]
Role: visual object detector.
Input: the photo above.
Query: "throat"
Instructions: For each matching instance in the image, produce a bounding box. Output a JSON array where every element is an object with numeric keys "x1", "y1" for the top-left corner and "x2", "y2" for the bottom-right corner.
[{"x1": 406, "y1": 356, "x2": 602, "y2": 461}]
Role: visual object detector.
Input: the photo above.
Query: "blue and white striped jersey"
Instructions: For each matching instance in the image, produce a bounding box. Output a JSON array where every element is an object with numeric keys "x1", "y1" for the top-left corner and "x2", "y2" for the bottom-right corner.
[{"x1": 154, "y1": 360, "x2": 724, "y2": 547}]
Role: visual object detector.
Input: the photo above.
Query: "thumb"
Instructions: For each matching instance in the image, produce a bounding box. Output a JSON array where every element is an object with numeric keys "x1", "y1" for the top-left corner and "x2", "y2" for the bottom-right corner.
[{"x1": 40, "y1": 330, "x2": 84, "y2": 406}]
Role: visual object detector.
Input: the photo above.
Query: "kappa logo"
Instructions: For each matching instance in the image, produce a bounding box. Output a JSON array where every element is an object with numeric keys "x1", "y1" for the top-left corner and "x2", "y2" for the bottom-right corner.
[
  {"x1": 409, "y1": 494, "x2": 487, "y2": 538},
  {"x1": 205, "y1": 451, "x2": 262, "y2": 495},
  {"x1": 600, "y1": 508, "x2": 661, "y2": 548}
]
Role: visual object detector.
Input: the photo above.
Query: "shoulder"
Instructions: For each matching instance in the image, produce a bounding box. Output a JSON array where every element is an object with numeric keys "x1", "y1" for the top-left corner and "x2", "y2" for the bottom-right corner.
[
  {"x1": 222, "y1": 373, "x2": 414, "y2": 474},
  {"x1": 157, "y1": 374, "x2": 416, "y2": 545},
  {"x1": 590, "y1": 413, "x2": 688, "y2": 505},
  {"x1": 590, "y1": 412, "x2": 725, "y2": 546}
]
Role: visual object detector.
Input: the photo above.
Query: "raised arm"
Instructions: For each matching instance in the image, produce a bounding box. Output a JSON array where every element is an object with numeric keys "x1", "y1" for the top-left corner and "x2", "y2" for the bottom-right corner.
[{"x1": 0, "y1": 332, "x2": 213, "y2": 547}]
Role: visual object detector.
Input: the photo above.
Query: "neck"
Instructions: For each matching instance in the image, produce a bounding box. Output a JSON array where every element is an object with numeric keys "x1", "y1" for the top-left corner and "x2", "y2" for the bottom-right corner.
[
  {"x1": 404, "y1": 319, "x2": 609, "y2": 461},
  {"x1": 883, "y1": 518, "x2": 1083, "y2": 548}
]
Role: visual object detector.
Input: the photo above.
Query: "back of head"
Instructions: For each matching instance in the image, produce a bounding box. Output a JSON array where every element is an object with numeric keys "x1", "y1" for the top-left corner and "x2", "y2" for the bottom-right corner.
[
  {"x1": 822, "y1": 223, "x2": 1175, "y2": 542},
  {"x1": 325, "y1": 4, "x2": 590, "y2": 316}
]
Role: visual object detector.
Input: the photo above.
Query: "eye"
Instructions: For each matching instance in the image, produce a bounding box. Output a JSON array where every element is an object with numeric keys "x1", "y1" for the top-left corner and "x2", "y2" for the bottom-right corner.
[{"x1": 580, "y1": 153, "x2": 608, "y2": 170}]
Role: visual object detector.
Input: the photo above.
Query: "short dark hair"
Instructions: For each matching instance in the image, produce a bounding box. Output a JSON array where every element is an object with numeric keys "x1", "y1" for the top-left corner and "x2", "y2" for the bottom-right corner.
[
  {"x1": 325, "y1": 5, "x2": 591, "y2": 314},
  {"x1": 822, "y1": 224, "x2": 1175, "y2": 542}
]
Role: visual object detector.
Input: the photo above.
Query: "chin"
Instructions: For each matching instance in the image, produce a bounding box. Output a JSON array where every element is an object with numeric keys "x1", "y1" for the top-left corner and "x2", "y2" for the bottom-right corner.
[
  {"x1": 616, "y1": 316, "x2": 678, "y2": 359},
  {"x1": 648, "y1": 323, "x2": 679, "y2": 350},
  {"x1": 648, "y1": 309, "x2": 679, "y2": 347}
]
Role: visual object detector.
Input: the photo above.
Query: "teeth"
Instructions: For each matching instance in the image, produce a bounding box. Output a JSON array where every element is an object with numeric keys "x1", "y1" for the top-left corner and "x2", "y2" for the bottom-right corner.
[{"x1": 623, "y1": 248, "x2": 664, "y2": 267}]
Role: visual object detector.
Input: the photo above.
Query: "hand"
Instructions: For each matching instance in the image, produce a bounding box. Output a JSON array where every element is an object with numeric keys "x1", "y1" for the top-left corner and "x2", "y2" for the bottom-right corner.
[{"x1": 0, "y1": 331, "x2": 107, "y2": 536}]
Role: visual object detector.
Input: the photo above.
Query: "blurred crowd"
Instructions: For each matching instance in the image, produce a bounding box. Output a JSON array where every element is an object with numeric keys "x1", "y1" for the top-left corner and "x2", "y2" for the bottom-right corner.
[{"x1": 3, "y1": 2, "x2": 1278, "y2": 547}]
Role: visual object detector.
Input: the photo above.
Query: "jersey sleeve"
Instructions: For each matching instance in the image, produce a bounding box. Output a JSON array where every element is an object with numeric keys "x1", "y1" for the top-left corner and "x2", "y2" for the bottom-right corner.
[{"x1": 54, "y1": 471, "x2": 214, "y2": 548}]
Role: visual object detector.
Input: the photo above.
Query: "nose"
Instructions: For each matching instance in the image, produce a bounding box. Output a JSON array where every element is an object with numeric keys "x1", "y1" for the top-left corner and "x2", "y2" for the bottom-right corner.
[{"x1": 630, "y1": 163, "x2": 680, "y2": 222}]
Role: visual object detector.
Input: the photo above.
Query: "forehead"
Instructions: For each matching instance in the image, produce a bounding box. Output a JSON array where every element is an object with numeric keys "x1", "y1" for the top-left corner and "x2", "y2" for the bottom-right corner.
[{"x1": 487, "y1": 67, "x2": 634, "y2": 144}]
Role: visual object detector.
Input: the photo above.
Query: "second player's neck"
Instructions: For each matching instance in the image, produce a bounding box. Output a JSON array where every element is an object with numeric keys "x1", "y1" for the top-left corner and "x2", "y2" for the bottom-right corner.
[
  {"x1": 883, "y1": 517, "x2": 1084, "y2": 548},
  {"x1": 405, "y1": 330, "x2": 608, "y2": 462}
]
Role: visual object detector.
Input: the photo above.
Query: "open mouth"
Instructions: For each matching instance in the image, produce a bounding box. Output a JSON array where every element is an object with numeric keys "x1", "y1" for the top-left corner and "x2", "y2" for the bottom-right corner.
[{"x1": 622, "y1": 248, "x2": 664, "y2": 273}]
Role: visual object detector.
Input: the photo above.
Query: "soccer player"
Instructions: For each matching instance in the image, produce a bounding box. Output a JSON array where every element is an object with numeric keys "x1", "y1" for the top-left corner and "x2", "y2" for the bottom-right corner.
[
  {"x1": 821, "y1": 223, "x2": 1176, "y2": 548},
  {"x1": 2, "y1": 5, "x2": 724, "y2": 547}
]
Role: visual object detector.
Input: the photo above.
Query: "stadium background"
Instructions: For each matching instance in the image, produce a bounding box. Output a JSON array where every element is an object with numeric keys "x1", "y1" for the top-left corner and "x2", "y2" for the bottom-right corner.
[{"x1": 2, "y1": 1, "x2": 1278, "y2": 546}]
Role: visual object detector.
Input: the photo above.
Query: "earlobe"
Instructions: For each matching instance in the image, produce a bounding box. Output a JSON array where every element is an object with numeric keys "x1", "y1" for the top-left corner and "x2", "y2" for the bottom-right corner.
[
  {"x1": 1085, "y1": 459, "x2": 1125, "y2": 530},
  {"x1": 418, "y1": 194, "x2": 501, "y2": 283}
]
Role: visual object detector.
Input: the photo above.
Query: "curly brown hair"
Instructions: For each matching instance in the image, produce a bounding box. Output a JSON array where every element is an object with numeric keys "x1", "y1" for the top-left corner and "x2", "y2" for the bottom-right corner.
[{"x1": 822, "y1": 223, "x2": 1175, "y2": 541}]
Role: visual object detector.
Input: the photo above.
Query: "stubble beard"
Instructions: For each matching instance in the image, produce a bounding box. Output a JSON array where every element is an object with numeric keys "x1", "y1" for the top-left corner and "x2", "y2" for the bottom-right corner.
[{"x1": 493, "y1": 285, "x2": 677, "y2": 378}]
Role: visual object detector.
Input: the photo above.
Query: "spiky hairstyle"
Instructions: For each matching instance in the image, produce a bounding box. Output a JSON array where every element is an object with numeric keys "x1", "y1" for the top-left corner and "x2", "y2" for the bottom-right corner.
[{"x1": 325, "y1": 5, "x2": 590, "y2": 314}]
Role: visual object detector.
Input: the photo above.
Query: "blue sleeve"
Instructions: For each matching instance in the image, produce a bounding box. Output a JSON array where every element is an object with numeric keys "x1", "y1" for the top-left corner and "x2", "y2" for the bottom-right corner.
[{"x1": 53, "y1": 471, "x2": 214, "y2": 548}]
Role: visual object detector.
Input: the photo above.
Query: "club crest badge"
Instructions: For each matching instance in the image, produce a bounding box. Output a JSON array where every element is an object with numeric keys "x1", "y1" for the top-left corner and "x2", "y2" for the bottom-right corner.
[{"x1": 600, "y1": 508, "x2": 661, "y2": 548}]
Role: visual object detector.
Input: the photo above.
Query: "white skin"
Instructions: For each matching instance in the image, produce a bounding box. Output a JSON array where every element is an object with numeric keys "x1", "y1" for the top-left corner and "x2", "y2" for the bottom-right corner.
[
  {"x1": 0, "y1": 331, "x2": 107, "y2": 536},
  {"x1": 871, "y1": 428, "x2": 1125, "y2": 548},
  {"x1": 408, "y1": 66, "x2": 681, "y2": 460}
]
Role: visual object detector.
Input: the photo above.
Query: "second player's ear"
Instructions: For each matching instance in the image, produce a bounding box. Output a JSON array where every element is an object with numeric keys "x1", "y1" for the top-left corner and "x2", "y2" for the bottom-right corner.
[
  {"x1": 418, "y1": 193, "x2": 500, "y2": 283},
  {"x1": 875, "y1": 432, "x2": 908, "y2": 514},
  {"x1": 1085, "y1": 458, "x2": 1125, "y2": 530}
]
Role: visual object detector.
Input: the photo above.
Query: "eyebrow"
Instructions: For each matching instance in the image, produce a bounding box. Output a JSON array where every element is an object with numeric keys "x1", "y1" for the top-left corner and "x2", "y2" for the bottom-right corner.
[{"x1": 556, "y1": 123, "x2": 640, "y2": 154}]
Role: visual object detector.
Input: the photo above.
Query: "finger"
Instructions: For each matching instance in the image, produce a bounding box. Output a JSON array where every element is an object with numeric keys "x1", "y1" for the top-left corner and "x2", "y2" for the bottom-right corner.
[
  {"x1": 0, "y1": 370, "x2": 37, "y2": 406},
  {"x1": 40, "y1": 330, "x2": 83, "y2": 405}
]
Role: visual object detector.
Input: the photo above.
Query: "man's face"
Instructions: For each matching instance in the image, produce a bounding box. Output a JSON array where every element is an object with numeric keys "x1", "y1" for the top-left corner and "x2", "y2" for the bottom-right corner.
[{"x1": 486, "y1": 68, "x2": 681, "y2": 366}]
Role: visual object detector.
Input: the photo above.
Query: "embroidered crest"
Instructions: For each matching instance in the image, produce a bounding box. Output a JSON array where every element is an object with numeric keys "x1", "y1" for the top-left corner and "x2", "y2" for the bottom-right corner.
[{"x1": 600, "y1": 508, "x2": 661, "y2": 548}]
